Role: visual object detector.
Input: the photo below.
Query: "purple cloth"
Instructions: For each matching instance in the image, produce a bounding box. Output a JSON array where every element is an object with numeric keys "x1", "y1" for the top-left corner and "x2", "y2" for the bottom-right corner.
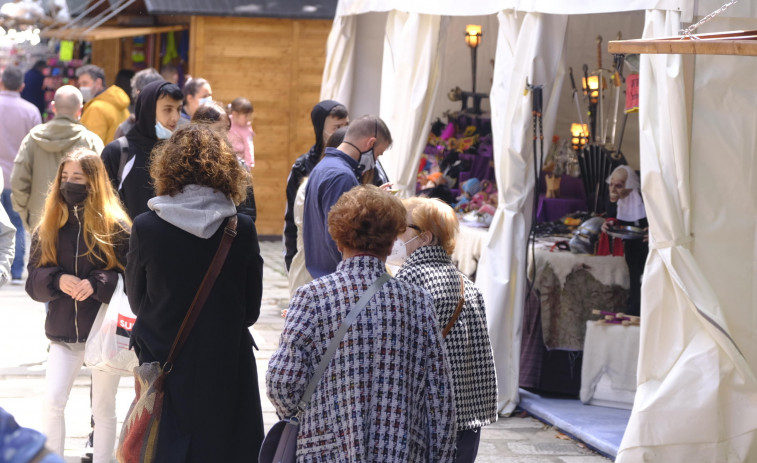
[
  {"x1": 0, "y1": 91, "x2": 41, "y2": 186},
  {"x1": 537, "y1": 194, "x2": 588, "y2": 223}
]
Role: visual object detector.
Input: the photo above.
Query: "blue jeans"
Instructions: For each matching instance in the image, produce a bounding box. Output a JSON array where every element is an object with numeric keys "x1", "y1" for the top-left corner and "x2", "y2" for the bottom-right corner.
[{"x1": 1, "y1": 188, "x2": 24, "y2": 279}]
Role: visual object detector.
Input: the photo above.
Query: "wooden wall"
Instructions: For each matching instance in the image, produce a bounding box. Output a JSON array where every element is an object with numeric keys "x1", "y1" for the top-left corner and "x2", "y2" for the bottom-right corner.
[
  {"x1": 189, "y1": 16, "x2": 332, "y2": 236},
  {"x1": 91, "y1": 38, "x2": 121, "y2": 87}
]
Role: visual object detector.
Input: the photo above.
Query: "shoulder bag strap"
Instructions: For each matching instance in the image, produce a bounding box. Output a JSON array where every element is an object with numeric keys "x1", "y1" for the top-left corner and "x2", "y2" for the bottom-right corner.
[
  {"x1": 296, "y1": 272, "x2": 391, "y2": 413},
  {"x1": 116, "y1": 136, "x2": 129, "y2": 188},
  {"x1": 164, "y1": 215, "x2": 238, "y2": 370},
  {"x1": 442, "y1": 274, "x2": 466, "y2": 338}
]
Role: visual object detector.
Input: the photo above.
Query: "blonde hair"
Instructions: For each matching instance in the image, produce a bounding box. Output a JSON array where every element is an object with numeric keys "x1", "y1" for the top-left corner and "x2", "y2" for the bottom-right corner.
[
  {"x1": 402, "y1": 197, "x2": 459, "y2": 255},
  {"x1": 36, "y1": 149, "x2": 131, "y2": 271}
]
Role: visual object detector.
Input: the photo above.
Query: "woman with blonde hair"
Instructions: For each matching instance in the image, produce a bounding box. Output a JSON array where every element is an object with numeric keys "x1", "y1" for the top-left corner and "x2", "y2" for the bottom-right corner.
[
  {"x1": 26, "y1": 148, "x2": 130, "y2": 462},
  {"x1": 268, "y1": 185, "x2": 456, "y2": 461},
  {"x1": 126, "y1": 124, "x2": 265, "y2": 461},
  {"x1": 390, "y1": 196, "x2": 498, "y2": 463}
]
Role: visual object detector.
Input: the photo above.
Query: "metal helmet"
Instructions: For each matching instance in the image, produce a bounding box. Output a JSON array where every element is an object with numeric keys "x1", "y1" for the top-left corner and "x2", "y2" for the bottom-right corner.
[{"x1": 569, "y1": 217, "x2": 605, "y2": 254}]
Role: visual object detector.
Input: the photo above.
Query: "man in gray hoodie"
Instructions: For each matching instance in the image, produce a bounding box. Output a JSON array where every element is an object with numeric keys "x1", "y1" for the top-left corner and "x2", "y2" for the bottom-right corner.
[{"x1": 11, "y1": 85, "x2": 104, "y2": 231}]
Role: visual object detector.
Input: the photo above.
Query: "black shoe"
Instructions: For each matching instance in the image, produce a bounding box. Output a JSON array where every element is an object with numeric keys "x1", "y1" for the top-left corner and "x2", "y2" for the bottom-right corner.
[{"x1": 81, "y1": 430, "x2": 94, "y2": 463}]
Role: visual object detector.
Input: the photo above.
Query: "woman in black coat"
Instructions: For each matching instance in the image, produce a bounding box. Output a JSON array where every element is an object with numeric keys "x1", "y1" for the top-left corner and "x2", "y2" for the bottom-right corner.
[{"x1": 125, "y1": 124, "x2": 264, "y2": 462}]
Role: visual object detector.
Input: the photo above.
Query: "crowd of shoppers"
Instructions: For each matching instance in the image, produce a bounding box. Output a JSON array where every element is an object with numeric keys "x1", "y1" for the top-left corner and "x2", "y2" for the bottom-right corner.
[{"x1": 0, "y1": 61, "x2": 498, "y2": 463}]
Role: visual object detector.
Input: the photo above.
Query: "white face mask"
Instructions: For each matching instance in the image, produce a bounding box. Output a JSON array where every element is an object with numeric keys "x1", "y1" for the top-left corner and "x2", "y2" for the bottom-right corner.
[
  {"x1": 386, "y1": 235, "x2": 420, "y2": 266},
  {"x1": 198, "y1": 96, "x2": 213, "y2": 106},
  {"x1": 79, "y1": 86, "x2": 93, "y2": 102},
  {"x1": 155, "y1": 121, "x2": 173, "y2": 140}
]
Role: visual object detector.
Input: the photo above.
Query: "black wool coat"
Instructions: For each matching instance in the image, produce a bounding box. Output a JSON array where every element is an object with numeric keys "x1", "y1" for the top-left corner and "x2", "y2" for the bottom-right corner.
[{"x1": 126, "y1": 212, "x2": 265, "y2": 462}]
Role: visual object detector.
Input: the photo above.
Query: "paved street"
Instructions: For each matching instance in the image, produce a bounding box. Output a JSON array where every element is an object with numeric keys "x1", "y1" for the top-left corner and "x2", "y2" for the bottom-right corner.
[{"x1": 0, "y1": 239, "x2": 609, "y2": 462}]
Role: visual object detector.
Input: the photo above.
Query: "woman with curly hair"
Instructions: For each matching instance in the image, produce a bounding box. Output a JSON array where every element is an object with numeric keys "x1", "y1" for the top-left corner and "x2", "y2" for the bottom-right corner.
[
  {"x1": 267, "y1": 185, "x2": 457, "y2": 462},
  {"x1": 126, "y1": 124, "x2": 265, "y2": 462},
  {"x1": 25, "y1": 148, "x2": 130, "y2": 462}
]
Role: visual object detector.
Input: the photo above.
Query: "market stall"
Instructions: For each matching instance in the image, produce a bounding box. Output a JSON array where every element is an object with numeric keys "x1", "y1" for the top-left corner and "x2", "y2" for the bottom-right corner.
[{"x1": 322, "y1": 0, "x2": 757, "y2": 460}]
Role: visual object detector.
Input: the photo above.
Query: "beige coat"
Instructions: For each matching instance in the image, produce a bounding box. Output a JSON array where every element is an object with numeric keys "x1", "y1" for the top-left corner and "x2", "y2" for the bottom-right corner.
[{"x1": 10, "y1": 115, "x2": 104, "y2": 230}]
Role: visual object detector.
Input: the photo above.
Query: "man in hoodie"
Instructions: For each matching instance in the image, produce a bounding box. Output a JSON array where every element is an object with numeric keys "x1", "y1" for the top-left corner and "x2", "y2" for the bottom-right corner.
[
  {"x1": 76, "y1": 64, "x2": 130, "y2": 145},
  {"x1": 101, "y1": 80, "x2": 183, "y2": 219},
  {"x1": 0, "y1": 66, "x2": 41, "y2": 284},
  {"x1": 283, "y1": 100, "x2": 348, "y2": 271},
  {"x1": 11, "y1": 85, "x2": 103, "y2": 232}
]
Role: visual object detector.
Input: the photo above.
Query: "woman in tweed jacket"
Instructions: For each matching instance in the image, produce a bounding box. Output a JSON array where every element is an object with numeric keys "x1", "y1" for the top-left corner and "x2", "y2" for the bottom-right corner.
[
  {"x1": 267, "y1": 185, "x2": 457, "y2": 462},
  {"x1": 392, "y1": 197, "x2": 498, "y2": 462}
]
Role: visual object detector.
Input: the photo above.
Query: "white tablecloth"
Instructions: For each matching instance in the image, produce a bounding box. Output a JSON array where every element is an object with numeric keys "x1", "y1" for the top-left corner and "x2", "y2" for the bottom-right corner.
[
  {"x1": 580, "y1": 321, "x2": 640, "y2": 410},
  {"x1": 450, "y1": 224, "x2": 489, "y2": 279}
]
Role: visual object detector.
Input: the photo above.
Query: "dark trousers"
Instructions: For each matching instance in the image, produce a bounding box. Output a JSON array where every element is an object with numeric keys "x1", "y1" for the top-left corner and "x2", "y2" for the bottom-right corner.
[{"x1": 455, "y1": 427, "x2": 481, "y2": 463}]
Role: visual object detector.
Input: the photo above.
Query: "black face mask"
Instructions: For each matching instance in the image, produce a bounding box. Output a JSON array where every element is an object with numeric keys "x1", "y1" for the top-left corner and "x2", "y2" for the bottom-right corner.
[{"x1": 60, "y1": 182, "x2": 89, "y2": 206}]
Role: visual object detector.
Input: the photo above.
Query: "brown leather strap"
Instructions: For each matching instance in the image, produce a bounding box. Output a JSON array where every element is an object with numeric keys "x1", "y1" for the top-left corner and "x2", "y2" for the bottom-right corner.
[
  {"x1": 165, "y1": 215, "x2": 238, "y2": 370},
  {"x1": 442, "y1": 274, "x2": 465, "y2": 338}
]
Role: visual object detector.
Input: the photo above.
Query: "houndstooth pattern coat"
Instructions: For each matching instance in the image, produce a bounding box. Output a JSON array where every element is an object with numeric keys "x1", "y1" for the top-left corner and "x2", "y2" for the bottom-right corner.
[
  {"x1": 267, "y1": 256, "x2": 457, "y2": 462},
  {"x1": 396, "y1": 245, "x2": 498, "y2": 431}
]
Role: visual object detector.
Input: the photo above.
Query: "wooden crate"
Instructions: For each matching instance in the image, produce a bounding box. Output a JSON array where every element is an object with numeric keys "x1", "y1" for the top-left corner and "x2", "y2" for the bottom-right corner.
[{"x1": 190, "y1": 16, "x2": 332, "y2": 235}]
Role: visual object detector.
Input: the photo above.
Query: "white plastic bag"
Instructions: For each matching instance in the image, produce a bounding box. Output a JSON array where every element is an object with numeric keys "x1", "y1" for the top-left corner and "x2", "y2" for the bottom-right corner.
[{"x1": 84, "y1": 274, "x2": 138, "y2": 375}]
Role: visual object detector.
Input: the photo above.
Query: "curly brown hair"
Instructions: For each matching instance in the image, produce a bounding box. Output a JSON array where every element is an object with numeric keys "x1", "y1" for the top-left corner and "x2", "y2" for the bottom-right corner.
[
  {"x1": 150, "y1": 124, "x2": 248, "y2": 203},
  {"x1": 328, "y1": 185, "x2": 406, "y2": 257}
]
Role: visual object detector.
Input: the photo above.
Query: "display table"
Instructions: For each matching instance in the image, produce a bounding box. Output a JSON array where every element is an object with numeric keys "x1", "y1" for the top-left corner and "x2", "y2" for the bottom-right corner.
[
  {"x1": 450, "y1": 223, "x2": 489, "y2": 279},
  {"x1": 580, "y1": 321, "x2": 639, "y2": 410},
  {"x1": 520, "y1": 239, "x2": 630, "y2": 396}
]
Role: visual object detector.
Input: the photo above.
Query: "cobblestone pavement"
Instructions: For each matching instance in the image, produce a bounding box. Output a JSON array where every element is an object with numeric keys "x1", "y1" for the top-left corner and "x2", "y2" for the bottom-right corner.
[{"x1": 0, "y1": 239, "x2": 610, "y2": 462}]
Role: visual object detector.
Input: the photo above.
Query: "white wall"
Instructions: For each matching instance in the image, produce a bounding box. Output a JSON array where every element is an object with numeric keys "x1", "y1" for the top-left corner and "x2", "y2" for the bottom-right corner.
[
  {"x1": 430, "y1": 15, "x2": 499, "y2": 119},
  {"x1": 349, "y1": 11, "x2": 388, "y2": 118}
]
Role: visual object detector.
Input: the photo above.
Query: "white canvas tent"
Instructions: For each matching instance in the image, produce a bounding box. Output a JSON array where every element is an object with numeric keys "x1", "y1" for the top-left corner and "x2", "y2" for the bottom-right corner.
[{"x1": 320, "y1": 0, "x2": 757, "y2": 460}]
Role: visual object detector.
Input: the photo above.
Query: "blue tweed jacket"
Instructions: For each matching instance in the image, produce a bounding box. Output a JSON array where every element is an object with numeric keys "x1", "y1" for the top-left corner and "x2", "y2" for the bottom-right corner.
[
  {"x1": 267, "y1": 255, "x2": 457, "y2": 462},
  {"x1": 396, "y1": 245, "x2": 498, "y2": 431}
]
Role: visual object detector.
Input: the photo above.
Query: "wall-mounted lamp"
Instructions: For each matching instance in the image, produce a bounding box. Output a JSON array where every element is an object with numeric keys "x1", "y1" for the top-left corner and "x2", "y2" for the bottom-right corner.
[
  {"x1": 582, "y1": 75, "x2": 606, "y2": 104},
  {"x1": 465, "y1": 24, "x2": 482, "y2": 48},
  {"x1": 465, "y1": 24, "x2": 482, "y2": 96},
  {"x1": 571, "y1": 123, "x2": 589, "y2": 151}
]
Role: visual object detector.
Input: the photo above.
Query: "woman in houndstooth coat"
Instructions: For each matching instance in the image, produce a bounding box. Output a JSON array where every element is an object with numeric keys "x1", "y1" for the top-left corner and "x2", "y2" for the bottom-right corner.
[
  {"x1": 267, "y1": 185, "x2": 457, "y2": 462},
  {"x1": 392, "y1": 197, "x2": 498, "y2": 463}
]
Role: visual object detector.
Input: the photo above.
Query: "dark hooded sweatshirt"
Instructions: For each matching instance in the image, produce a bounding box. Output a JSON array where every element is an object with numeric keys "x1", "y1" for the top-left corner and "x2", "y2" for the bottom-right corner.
[
  {"x1": 101, "y1": 80, "x2": 170, "y2": 220},
  {"x1": 283, "y1": 100, "x2": 342, "y2": 270}
]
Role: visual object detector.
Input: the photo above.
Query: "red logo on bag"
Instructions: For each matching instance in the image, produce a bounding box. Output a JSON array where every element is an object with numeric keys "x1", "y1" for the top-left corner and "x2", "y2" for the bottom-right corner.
[{"x1": 118, "y1": 314, "x2": 135, "y2": 331}]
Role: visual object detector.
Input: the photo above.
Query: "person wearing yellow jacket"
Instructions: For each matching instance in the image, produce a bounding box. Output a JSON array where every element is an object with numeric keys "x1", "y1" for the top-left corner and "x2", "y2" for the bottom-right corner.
[{"x1": 76, "y1": 65, "x2": 129, "y2": 145}]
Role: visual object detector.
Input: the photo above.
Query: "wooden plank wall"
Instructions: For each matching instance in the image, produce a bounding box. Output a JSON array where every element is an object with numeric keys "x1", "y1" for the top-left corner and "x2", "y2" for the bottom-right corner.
[
  {"x1": 189, "y1": 16, "x2": 332, "y2": 236},
  {"x1": 91, "y1": 38, "x2": 121, "y2": 87}
]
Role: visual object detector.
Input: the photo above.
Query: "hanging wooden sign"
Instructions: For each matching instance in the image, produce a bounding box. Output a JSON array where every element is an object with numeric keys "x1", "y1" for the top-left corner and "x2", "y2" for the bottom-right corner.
[{"x1": 608, "y1": 30, "x2": 757, "y2": 57}]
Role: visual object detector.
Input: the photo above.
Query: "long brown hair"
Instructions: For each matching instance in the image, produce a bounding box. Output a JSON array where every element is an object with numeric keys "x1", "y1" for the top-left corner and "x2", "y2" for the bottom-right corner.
[{"x1": 36, "y1": 149, "x2": 131, "y2": 271}]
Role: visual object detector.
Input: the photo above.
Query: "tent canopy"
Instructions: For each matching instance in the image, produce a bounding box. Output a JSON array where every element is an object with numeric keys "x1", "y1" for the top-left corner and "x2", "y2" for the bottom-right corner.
[{"x1": 336, "y1": 0, "x2": 690, "y2": 17}]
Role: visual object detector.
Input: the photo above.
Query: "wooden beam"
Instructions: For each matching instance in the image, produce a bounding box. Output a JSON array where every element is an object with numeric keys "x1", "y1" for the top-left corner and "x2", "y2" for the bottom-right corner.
[
  {"x1": 40, "y1": 24, "x2": 187, "y2": 42},
  {"x1": 609, "y1": 30, "x2": 757, "y2": 56}
]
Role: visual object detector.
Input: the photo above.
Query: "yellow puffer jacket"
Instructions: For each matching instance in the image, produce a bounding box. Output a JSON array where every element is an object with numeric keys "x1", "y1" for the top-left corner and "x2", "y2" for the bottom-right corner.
[{"x1": 80, "y1": 85, "x2": 130, "y2": 144}]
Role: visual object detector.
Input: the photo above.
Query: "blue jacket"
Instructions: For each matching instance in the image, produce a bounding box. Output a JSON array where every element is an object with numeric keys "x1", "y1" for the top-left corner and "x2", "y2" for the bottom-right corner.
[{"x1": 303, "y1": 148, "x2": 360, "y2": 278}]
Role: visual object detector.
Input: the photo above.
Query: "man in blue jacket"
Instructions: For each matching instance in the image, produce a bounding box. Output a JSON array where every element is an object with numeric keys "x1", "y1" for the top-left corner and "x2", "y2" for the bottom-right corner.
[{"x1": 303, "y1": 115, "x2": 392, "y2": 278}]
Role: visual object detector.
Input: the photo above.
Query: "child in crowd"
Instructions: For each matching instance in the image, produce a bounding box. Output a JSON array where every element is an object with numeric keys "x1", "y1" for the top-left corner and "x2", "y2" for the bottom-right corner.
[{"x1": 227, "y1": 97, "x2": 255, "y2": 170}]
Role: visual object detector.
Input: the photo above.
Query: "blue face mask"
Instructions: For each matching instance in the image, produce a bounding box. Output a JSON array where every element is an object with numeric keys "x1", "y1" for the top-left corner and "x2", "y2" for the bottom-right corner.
[
  {"x1": 198, "y1": 96, "x2": 213, "y2": 106},
  {"x1": 155, "y1": 121, "x2": 173, "y2": 140}
]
